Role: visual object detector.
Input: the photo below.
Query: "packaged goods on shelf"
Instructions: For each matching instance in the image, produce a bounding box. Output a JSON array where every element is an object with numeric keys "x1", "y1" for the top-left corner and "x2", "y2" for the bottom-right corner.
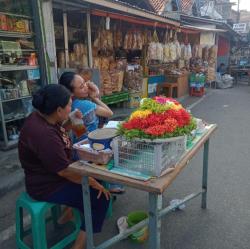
[
  {"x1": 100, "y1": 70, "x2": 113, "y2": 96},
  {"x1": 100, "y1": 57, "x2": 110, "y2": 71},
  {"x1": 169, "y1": 42, "x2": 177, "y2": 61},
  {"x1": 93, "y1": 57, "x2": 101, "y2": 69},
  {"x1": 209, "y1": 45, "x2": 217, "y2": 61},
  {"x1": 124, "y1": 66, "x2": 143, "y2": 92},
  {"x1": 110, "y1": 70, "x2": 124, "y2": 92},
  {"x1": 202, "y1": 46, "x2": 209, "y2": 61},
  {"x1": 184, "y1": 44, "x2": 192, "y2": 60},
  {"x1": 0, "y1": 14, "x2": 8, "y2": 31},
  {"x1": 175, "y1": 40, "x2": 181, "y2": 59},
  {"x1": 127, "y1": 91, "x2": 142, "y2": 108},
  {"x1": 116, "y1": 58, "x2": 127, "y2": 70},
  {"x1": 163, "y1": 43, "x2": 170, "y2": 63},
  {"x1": 58, "y1": 51, "x2": 66, "y2": 68},
  {"x1": 124, "y1": 30, "x2": 145, "y2": 50},
  {"x1": 113, "y1": 30, "x2": 123, "y2": 49},
  {"x1": 207, "y1": 66, "x2": 216, "y2": 82}
]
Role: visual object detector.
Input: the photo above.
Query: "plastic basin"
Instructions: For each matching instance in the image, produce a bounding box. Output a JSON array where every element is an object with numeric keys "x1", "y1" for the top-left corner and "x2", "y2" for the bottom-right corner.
[{"x1": 127, "y1": 211, "x2": 149, "y2": 243}]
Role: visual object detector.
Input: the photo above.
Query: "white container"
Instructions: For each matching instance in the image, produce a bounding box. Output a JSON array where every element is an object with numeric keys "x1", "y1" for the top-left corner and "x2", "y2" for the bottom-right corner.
[{"x1": 113, "y1": 136, "x2": 186, "y2": 177}]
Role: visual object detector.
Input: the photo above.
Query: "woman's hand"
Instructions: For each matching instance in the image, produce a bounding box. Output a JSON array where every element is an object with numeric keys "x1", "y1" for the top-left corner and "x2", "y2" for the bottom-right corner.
[
  {"x1": 89, "y1": 177, "x2": 111, "y2": 200},
  {"x1": 74, "y1": 109, "x2": 83, "y2": 119},
  {"x1": 87, "y1": 81, "x2": 100, "y2": 99}
]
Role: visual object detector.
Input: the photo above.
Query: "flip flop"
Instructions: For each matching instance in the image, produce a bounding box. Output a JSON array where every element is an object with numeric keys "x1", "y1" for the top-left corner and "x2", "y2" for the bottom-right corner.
[
  {"x1": 108, "y1": 184, "x2": 126, "y2": 194},
  {"x1": 117, "y1": 216, "x2": 128, "y2": 234}
]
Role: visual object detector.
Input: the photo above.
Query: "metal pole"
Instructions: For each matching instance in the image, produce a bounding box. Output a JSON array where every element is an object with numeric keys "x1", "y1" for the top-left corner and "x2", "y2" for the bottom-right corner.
[
  {"x1": 0, "y1": 101, "x2": 8, "y2": 148},
  {"x1": 237, "y1": 0, "x2": 240, "y2": 23},
  {"x1": 82, "y1": 176, "x2": 95, "y2": 249},
  {"x1": 148, "y1": 193, "x2": 162, "y2": 249},
  {"x1": 86, "y1": 11, "x2": 93, "y2": 68},
  {"x1": 63, "y1": 12, "x2": 69, "y2": 68},
  {"x1": 201, "y1": 140, "x2": 209, "y2": 209},
  {"x1": 31, "y1": 0, "x2": 49, "y2": 85}
]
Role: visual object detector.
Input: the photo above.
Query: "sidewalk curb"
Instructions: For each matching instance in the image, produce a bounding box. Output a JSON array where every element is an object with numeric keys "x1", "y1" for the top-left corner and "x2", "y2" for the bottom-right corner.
[{"x1": 0, "y1": 170, "x2": 24, "y2": 198}]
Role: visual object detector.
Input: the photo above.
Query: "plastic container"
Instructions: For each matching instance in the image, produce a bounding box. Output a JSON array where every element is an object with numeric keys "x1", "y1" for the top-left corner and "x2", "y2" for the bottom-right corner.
[
  {"x1": 113, "y1": 135, "x2": 186, "y2": 177},
  {"x1": 73, "y1": 139, "x2": 113, "y2": 165},
  {"x1": 88, "y1": 128, "x2": 117, "y2": 151},
  {"x1": 127, "y1": 211, "x2": 149, "y2": 243},
  {"x1": 69, "y1": 109, "x2": 87, "y2": 138}
]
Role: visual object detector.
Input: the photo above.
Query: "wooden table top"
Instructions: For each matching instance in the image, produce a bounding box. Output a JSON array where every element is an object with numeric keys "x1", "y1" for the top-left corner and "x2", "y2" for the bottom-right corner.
[{"x1": 68, "y1": 124, "x2": 217, "y2": 194}]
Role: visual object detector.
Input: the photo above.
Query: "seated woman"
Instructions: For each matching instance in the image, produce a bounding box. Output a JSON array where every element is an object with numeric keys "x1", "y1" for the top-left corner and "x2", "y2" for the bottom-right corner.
[
  {"x1": 18, "y1": 84, "x2": 110, "y2": 249},
  {"x1": 59, "y1": 72, "x2": 125, "y2": 194},
  {"x1": 59, "y1": 71, "x2": 113, "y2": 142}
]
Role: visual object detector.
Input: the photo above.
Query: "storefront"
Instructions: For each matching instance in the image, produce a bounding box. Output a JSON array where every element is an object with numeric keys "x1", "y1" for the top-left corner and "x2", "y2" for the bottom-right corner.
[
  {"x1": 41, "y1": 0, "x2": 192, "y2": 107},
  {"x1": 0, "y1": 0, "x2": 45, "y2": 149}
]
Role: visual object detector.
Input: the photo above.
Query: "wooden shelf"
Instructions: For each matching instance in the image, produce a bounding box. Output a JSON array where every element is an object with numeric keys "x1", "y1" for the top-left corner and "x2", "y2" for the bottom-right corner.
[
  {"x1": 0, "y1": 49, "x2": 36, "y2": 52},
  {"x1": 0, "y1": 65, "x2": 39, "y2": 72},
  {"x1": 0, "y1": 31, "x2": 33, "y2": 38},
  {"x1": 0, "y1": 11, "x2": 32, "y2": 20},
  {"x1": 1, "y1": 95, "x2": 31, "y2": 103},
  {"x1": 4, "y1": 114, "x2": 27, "y2": 123}
]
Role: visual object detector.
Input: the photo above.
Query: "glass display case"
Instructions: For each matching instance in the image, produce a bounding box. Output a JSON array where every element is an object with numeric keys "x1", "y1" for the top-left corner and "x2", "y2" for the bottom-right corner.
[{"x1": 0, "y1": 0, "x2": 42, "y2": 149}]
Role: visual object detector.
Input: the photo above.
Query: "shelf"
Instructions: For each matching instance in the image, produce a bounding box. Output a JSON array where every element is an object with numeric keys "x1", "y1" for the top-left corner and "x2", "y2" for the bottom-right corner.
[
  {"x1": 4, "y1": 114, "x2": 28, "y2": 123},
  {"x1": 101, "y1": 92, "x2": 129, "y2": 105},
  {"x1": 0, "y1": 139, "x2": 18, "y2": 150},
  {"x1": 0, "y1": 31, "x2": 33, "y2": 38},
  {"x1": 0, "y1": 49, "x2": 36, "y2": 52},
  {"x1": 0, "y1": 65, "x2": 39, "y2": 72},
  {"x1": 0, "y1": 11, "x2": 32, "y2": 20},
  {"x1": 1, "y1": 95, "x2": 31, "y2": 103}
]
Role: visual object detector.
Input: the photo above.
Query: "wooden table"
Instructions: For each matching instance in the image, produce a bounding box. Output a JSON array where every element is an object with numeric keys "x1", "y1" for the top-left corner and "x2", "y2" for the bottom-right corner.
[
  {"x1": 165, "y1": 73, "x2": 189, "y2": 98},
  {"x1": 68, "y1": 124, "x2": 217, "y2": 249}
]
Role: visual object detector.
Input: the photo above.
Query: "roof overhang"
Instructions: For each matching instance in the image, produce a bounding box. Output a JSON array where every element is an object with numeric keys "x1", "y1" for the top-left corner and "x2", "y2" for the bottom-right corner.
[
  {"x1": 77, "y1": 0, "x2": 180, "y2": 27},
  {"x1": 182, "y1": 25, "x2": 227, "y2": 33}
]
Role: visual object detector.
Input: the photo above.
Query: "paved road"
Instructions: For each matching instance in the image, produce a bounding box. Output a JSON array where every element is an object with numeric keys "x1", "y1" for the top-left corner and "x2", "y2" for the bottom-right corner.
[{"x1": 1, "y1": 85, "x2": 250, "y2": 248}]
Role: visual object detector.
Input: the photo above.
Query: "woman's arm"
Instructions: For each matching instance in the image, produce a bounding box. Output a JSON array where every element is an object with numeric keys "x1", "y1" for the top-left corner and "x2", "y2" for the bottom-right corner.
[
  {"x1": 58, "y1": 168, "x2": 110, "y2": 199},
  {"x1": 91, "y1": 97, "x2": 113, "y2": 118}
]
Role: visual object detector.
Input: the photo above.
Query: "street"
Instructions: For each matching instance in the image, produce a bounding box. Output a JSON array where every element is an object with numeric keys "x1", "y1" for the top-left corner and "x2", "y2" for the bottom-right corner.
[{"x1": 1, "y1": 84, "x2": 250, "y2": 249}]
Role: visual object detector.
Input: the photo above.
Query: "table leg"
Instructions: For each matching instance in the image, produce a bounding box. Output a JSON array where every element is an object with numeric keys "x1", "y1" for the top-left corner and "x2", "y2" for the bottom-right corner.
[
  {"x1": 201, "y1": 140, "x2": 209, "y2": 209},
  {"x1": 148, "y1": 193, "x2": 162, "y2": 249},
  {"x1": 82, "y1": 176, "x2": 94, "y2": 249}
]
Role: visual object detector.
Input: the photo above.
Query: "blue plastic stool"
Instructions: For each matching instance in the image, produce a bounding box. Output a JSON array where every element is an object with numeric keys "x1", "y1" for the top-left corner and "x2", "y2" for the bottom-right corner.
[{"x1": 16, "y1": 192, "x2": 81, "y2": 249}]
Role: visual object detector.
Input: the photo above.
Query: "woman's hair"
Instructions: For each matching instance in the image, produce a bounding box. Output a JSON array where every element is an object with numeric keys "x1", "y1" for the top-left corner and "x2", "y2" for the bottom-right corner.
[
  {"x1": 32, "y1": 84, "x2": 71, "y2": 115},
  {"x1": 58, "y1": 71, "x2": 76, "y2": 92}
]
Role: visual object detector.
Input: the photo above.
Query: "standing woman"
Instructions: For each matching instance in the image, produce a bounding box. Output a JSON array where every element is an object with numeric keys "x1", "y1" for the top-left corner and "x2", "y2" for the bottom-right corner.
[{"x1": 18, "y1": 84, "x2": 110, "y2": 249}]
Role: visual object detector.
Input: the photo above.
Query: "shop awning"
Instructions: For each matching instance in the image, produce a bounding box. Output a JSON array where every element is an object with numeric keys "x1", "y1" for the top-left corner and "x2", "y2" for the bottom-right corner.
[
  {"x1": 78, "y1": 0, "x2": 180, "y2": 27},
  {"x1": 181, "y1": 24, "x2": 227, "y2": 33}
]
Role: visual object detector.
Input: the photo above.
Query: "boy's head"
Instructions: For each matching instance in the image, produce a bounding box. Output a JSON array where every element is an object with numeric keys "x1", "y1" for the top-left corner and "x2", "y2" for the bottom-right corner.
[{"x1": 77, "y1": 67, "x2": 92, "y2": 82}]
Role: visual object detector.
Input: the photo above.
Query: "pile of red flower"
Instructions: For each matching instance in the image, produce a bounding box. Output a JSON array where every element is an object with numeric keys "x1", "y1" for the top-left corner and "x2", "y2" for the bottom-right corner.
[{"x1": 118, "y1": 97, "x2": 197, "y2": 140}]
